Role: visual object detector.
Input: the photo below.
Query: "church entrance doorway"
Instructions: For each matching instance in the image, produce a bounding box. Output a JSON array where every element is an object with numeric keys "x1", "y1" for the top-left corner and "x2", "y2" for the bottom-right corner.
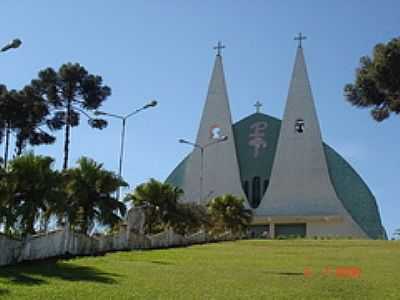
[
  {"x1": 275, "y1": 223, "x2": 306, "y2": 238},
  {"x1": 248, "y1": 224, "x2": 270, "y2": 238}
]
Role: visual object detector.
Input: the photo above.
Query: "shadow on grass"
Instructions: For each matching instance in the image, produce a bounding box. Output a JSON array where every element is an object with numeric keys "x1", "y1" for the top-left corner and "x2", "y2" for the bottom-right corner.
[
  {"x1": 264, "y1": 271, "x2": 304, "y2": 276},
  {"x1": 0, "y1": 258, "x2": 120, "y2": 286},
  {"x1": 150, "y1": 260, "x2": 174, "y2": 265},
  {"x1": 0, "y1": 288, "x2": 10, "y2": 296}
]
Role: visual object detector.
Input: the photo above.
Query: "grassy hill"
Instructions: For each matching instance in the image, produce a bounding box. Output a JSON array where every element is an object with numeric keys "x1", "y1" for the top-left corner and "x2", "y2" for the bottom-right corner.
[{"x1": 0, "y1": 239, "x2": 399, "y2": 299}]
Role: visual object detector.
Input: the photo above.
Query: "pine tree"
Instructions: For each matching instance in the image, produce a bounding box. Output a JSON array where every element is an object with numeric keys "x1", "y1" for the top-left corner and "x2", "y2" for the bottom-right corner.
[{"x1": 345, "y1": 37, "x2": 400, "y2": 121}]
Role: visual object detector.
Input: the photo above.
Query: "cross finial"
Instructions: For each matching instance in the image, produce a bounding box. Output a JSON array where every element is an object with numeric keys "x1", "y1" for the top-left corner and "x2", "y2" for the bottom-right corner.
[
  {"x1": 213, "y1": 41, "x2": 226, "y2": 56},
  {"x1": 254, "y1": 101, "x2": 262, "y2": 113},
  {"x1": 294, "y1": 32, "x2": 307, "y2": 48}
]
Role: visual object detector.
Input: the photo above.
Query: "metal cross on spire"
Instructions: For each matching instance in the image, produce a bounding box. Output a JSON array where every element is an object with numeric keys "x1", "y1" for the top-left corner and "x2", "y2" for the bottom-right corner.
[
  {"x1": 294, "y1": 32, "x2": 307, "y2": 48},
  {"x1": 254, "y1": 100, "x2": 262, "y2": 113},
  {"x1": 213, "y1": 41, "x2": 226, "y2": 56}
]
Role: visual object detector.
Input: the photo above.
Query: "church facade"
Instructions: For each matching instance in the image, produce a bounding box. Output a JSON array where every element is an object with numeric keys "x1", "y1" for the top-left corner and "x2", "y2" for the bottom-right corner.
[{"x1": 166, "y1": 42, "x2": 386, "y2": 239}]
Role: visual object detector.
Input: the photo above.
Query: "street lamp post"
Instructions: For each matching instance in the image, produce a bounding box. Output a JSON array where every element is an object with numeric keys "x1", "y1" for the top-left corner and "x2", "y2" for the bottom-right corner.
[
  {"x1": 179, "y1": 136, "x2": 228, "y2": 204},
  {"x1": 95, "y1": 100, "x2": 157, "y2": 199},
  {"x1": 1, "y1": 38, "x2": 22, "y2": 169}
]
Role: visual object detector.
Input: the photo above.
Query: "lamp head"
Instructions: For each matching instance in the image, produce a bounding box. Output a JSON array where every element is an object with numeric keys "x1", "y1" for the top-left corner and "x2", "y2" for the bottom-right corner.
[
  {"x1": 1, "y1": 39, "x2": 22, "y2": 52},
  {"x1": 144, "y1": 100, "x2": 158, "y2": 109},
  {"x1": 11, "y1": 39, "x2": 22, "y2": 49}
]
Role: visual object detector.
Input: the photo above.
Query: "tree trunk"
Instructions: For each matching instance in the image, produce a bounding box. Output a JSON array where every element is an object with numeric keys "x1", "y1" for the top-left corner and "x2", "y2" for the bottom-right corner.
[
  {"x1": 27, "y1": 217, "x2": 36, "y2": 235},
  {"x1": 3, "y1": 122, "x2": 10, "y2": 168},
  {"x1": 16, "y1": 143, "x2": 23, "y2": 156},
  {"x1": 15, "y1": 131, "x2": 24, "y2": 156},
  {"x1": 81, "y1": 210, "x2": 88, "y2": 235},
  {"x1": 63, "y1": 98, "x2": 72, "y2": 170}
]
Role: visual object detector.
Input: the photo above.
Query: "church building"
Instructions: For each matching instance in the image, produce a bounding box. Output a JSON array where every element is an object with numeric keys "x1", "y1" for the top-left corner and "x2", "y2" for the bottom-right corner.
[{"x1": 166, "y1": 38, "x2": 386, "y2": 239}]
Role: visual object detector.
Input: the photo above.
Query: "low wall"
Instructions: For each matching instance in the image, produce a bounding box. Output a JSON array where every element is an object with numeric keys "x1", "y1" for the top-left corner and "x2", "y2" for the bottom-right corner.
[
  {"x1": 20, "y1": 230, "x2": 67, "y2": 261},
  {"x1": 0, "y1": 228, "x2": 231, "y2": 267},
  {"x1": 148, "y1": 229, "x2": 188, "y2": 249},
  {"x1": 186, "y1": 231, "x2": 208, "y2": 244},
  {"x1": 0, "y1": 234, "x2": 22, "y2": 266},
  {"x1": 96, "y1": 228, "x2": 129, "y2": 253}
]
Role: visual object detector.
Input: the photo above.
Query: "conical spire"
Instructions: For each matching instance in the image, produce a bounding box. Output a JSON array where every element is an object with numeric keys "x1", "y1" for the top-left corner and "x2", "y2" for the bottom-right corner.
[
  {"x1": 258, "y1": 46, "x2": 331, "y2": 215},
  {"x1": 281, "y1": 46, "x2": 324, "y2": 144},
  {"x1": 195, "y1": 54, "x2": 232, "y2": 145},
  {"x1": 256, "y1": 46, "x2": 367, "y2": 237},
  {"x1": 181, "y1": 50, "x2": 244, "y2": 204}
]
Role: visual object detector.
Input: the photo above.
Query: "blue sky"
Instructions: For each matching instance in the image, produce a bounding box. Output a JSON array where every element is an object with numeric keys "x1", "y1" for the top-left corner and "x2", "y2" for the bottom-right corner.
[{"x1": 1, "y1": 1, "x2": 399, "y2": 237}]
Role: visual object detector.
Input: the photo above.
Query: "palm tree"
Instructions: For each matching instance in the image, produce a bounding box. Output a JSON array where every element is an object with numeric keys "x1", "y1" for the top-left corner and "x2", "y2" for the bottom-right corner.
[
  {"x1": 170, "y1": 203, "x2": 209, "y2": 236},
  {"x1": 207, "y1": 194, "x2": 253, "y2": 236},
  {"x1": 30, "y1": 63, "x2": 111, "y2": 169},
  {"x1": 0, "y1": 153, "x2": 62, "y2": 235},
  {"x1": 124, "y1": 179, "x2": 184, "y2": 234},
  {"x1": 61, "y1": 157, "x2": 127, "y2": 235}
]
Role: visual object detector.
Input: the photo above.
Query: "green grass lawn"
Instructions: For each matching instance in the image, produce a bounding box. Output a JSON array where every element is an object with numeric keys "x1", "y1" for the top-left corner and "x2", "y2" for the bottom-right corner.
[{"x1": 0, "y1": 239, "x2": 399, "y2": 299}]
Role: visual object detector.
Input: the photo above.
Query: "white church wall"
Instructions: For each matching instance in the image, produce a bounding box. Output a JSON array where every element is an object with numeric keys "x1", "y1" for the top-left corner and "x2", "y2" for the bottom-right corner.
[{"x1": 306, "y1": 217, "x2": 368, "y2": 238}]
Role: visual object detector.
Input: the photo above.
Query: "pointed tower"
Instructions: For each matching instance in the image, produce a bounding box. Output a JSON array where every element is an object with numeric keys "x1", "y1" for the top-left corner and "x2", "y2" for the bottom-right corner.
[
  {"x1": 181, "y1": 43, "x2": 245, "y2": 204},
  {"x1": 257, "y1": 39, "x2": 367, "y2": 237}
]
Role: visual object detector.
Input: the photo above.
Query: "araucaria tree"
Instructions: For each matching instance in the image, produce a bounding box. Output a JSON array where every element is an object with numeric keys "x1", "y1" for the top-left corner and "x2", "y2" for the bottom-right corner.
[
  {"x1": 0, "y1": 85, "x2": 17, "y2": 165},
  {"x1": 30, "y1": 63, "x2": 111, "y2": 169},
  {"x1": 11, "y1": 86, "x2": 55, "y2": 156},
  {"x1": 344, "y1": 37, "x2": 400, "y2": 121},
  {"x1": 0, "y1": 85, "x2": 54, "y2": 166}
]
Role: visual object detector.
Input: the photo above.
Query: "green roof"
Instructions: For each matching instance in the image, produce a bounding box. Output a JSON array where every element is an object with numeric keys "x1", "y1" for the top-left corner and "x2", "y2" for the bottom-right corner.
[{"x1": 166, "y1": 113, "x2": 386, "y2": 239}]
